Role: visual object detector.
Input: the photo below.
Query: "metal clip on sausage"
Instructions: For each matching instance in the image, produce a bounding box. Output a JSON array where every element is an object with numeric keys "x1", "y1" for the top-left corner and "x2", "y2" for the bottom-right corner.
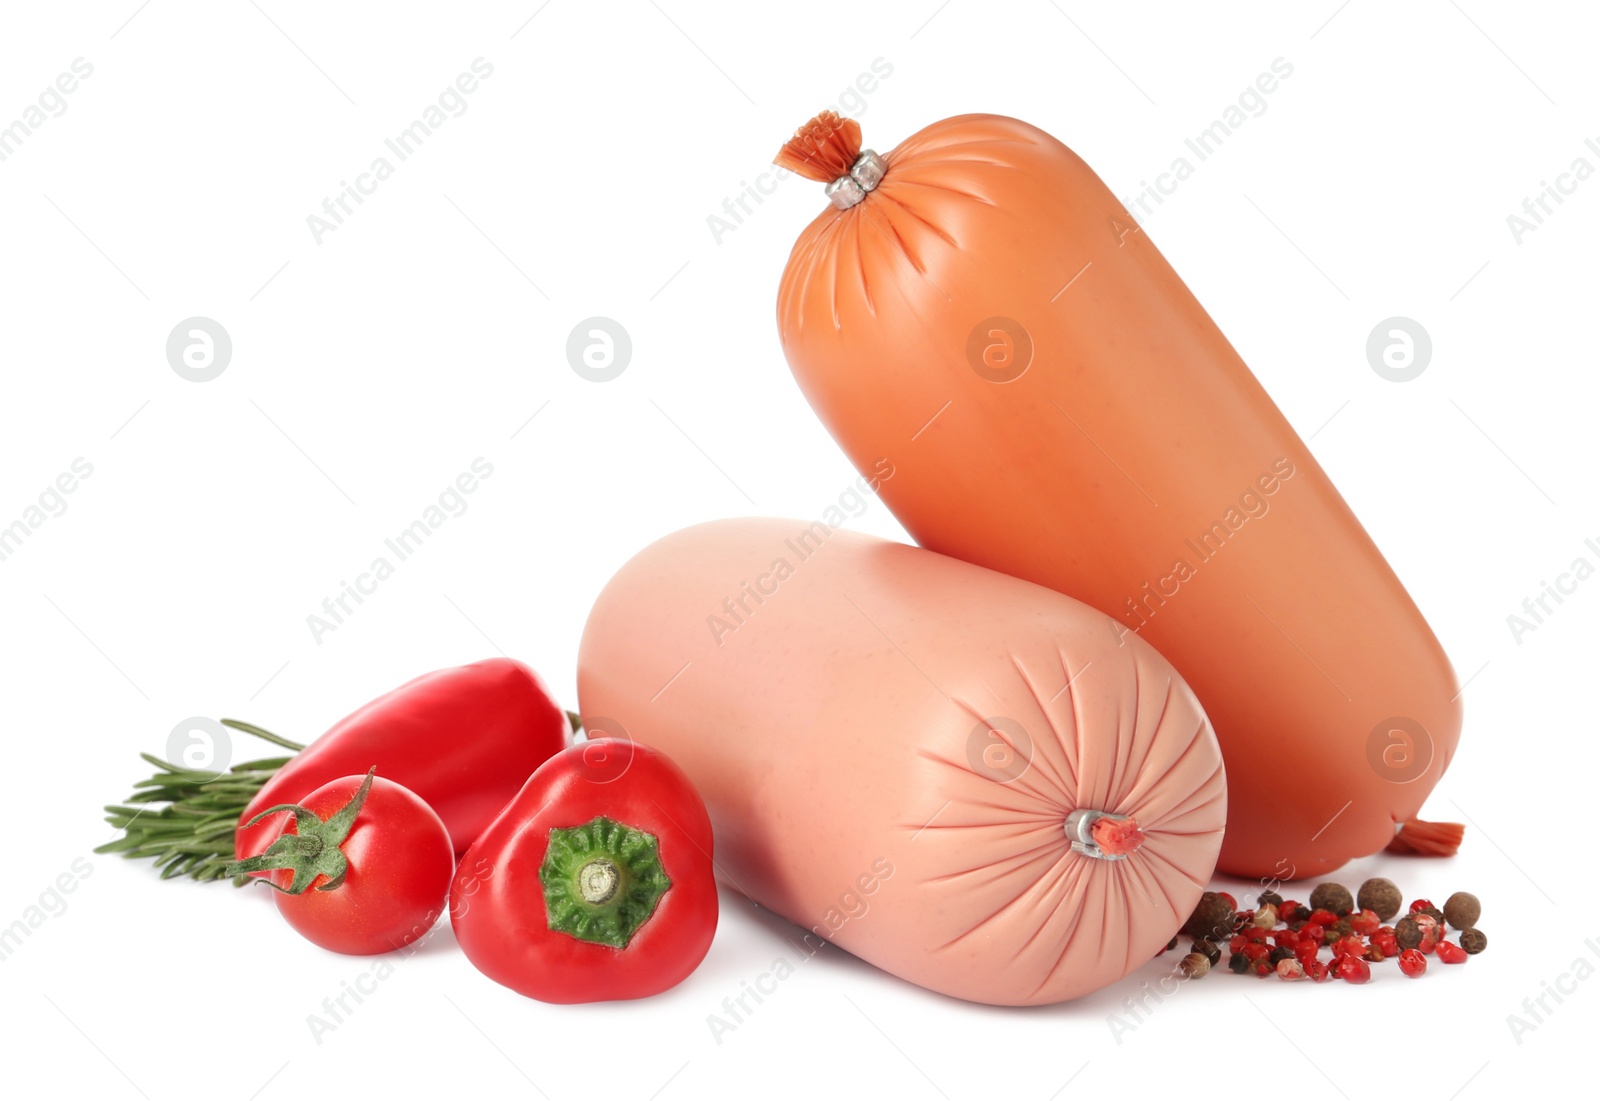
[
  {"x1": 825, "y1": 150, "x2": 887, "y2": 210},
  {"x1": 1065, "y1": 808, "x2": 1138, "y2": 862}
]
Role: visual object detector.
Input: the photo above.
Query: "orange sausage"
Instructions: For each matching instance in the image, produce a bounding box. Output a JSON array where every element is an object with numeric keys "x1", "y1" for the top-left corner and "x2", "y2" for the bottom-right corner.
[
  {"x1": 774, "y1": 112, "x2": 1460, "y2": 879},
  {"x1": 577, "y1": 518, "x2": 1225, "y2": 1005}
]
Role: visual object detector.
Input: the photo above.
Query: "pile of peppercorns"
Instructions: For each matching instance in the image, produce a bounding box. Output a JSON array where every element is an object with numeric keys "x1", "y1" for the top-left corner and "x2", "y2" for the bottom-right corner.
[{"x1": 1163, "y1": 878, "x2": 1487, "y2": 983}]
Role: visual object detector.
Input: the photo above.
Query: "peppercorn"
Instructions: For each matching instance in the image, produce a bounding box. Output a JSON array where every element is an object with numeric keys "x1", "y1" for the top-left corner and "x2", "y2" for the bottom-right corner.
[
  {"x1": 1460, "y1": 928, "x2": 1487, "y2": 955},
  {"x1": 1329, "y1": 918, "x2": 1354, "y2": 939},
  {"x1": 1278, "y1": 900, "x2": 1303, "y2": 924},
  {"x1": 1357, "y1": 877, "x2": 1403, "y2": 921},
  {"x1": 1252, "y1": 904, "x2": 1278, "y2": 929},
  {"x1": 1182, "y1": 892, "x2": 1236, "y2": 941},
  {"x1": 1304, "y1": 958, "x2": 1330, "y2": 982},
  {"x1": 1268, "y1": 945, "x2": 1294, "y2": 965},
  {"x1": 1414, "y1": 914, "x2": 1442, "y2": 953},
  {"x1": 1193, "y1": 939, "x2": 1222, "y2": 966},
  {"x1": 1276, "y1": 958, "x2": 1305, "y2": 980},
  {"x1": 1330, "y1": 934, "x2": 1365, "y2": 960},
  {"x1": 1395, "y1": 915, "x2": 1422, "y2": 950},
  {"x1": 1228, "y1": 952, "x2": 1251, "y2": 974},
  {"x1": 1307, "y1": 908, "x2": 1338, "y2": 927},
  {"x1": 1178, "y1": 952, "x2": 1211, "y2": 978},
  {"x1": 1309, "y1": 882, "x2": 1354, "y2": 916},
  {"x1": 1258, "y1": 889, "x2": 1284, "y2": 908},
  {"x1": 1436, "y1": 939, "x2": 1468, "y2": 964},
  {"x1": 1409, "y1": 898, "x2": 1435, "y2": 914},
  {"x1": 1398, "y1": 948, "x2": 1426, "y2": 978},
  {"x1": 1335, "y1": 954, "x2": 1371, "y2": 983},
  {"x1": 1417, "y1": 905, "x2": 1445, "y2": 926},
  {"x1": 1349, "y1": 909, "x2": 1381, "y2": 937},
  {"x1": 1365, "y1": 944, "x2": 1385, "y2": 963},
  {"x1": 1443, "y1": 891, "x2": 1481, "y2": 930}
]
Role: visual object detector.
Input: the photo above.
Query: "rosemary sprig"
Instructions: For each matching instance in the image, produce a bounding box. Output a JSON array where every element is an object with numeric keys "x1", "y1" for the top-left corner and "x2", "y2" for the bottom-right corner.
[{"x1": 95, "y1": 719, "x2": 306, "y2": 886}]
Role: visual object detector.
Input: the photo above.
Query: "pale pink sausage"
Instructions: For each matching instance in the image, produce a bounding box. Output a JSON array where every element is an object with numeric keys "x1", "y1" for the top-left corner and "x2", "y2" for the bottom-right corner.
[{"x1": 578, "y1": 519, "x2": 1226, "y2": 1005}]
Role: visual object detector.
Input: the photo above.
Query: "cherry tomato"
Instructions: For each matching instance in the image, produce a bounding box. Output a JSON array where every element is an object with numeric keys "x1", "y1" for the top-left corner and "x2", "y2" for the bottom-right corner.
[{"x1": 232, "y1": 770, "x2": 453, "y2": 955}]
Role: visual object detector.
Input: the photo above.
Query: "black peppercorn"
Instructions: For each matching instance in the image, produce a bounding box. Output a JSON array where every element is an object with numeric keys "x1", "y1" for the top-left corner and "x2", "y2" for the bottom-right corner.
[
  {"x1": 1356, "y1": 877, "x2": 1403, "y2": 922},
  {"x1": 1444, "y1": 892, "x2": 1481, "y2": 930},
  {"x1": 1395, "y1": 914, "x2": 1423, "y2": 950},
  {"x1": 1268, "y1": 945, "x2": 1293, "y2": 965},
  {"x1": 1309, "y1": 882, "x2": 1354, "y2": 916},
  {"x1": 1258, "y1": 890, "x2": 1284, "y2": 908},
  {"x1": 1229, "y1": 952, "x2": 1251, "y2": 974},
  {"x1": 1460, "y1": 928, "x2": 1487, "y2": 954},
  {"x1": 1193, "y1": 939, "x2": 1222, "y2": 966},
  {"x1": 1182, "y1": 892, "x2": 1236, "y2": 941}
]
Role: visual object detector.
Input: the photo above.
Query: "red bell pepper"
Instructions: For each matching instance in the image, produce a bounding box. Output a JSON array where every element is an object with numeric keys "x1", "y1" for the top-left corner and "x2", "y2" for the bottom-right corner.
[{"x1": 450, "y1": 738, "x2": 717, "y2": 1003}]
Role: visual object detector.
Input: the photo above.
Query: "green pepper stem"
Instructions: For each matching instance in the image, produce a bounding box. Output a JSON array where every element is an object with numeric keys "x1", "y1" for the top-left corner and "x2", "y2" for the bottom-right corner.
[{"x1": 540, "y1": 817, "x2": 671, "y2": 949}]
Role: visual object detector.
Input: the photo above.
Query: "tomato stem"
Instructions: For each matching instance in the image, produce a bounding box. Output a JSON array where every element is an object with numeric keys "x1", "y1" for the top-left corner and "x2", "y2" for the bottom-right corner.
[{"x1": 223, "y1": 768, "x2": 375, "y2": 894}]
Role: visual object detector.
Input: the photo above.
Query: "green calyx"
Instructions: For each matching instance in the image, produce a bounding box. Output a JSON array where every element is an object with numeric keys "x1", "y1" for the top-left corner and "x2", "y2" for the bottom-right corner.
[
  {"x1": 222, "y1": 768, "x2": 375, "y2": 894},
  {"x1": 540, "y1": 816, "x2": 671, "y2": 950},
  {"x1": 95, "y1": 719, "x2": 305, "y2": 885}
]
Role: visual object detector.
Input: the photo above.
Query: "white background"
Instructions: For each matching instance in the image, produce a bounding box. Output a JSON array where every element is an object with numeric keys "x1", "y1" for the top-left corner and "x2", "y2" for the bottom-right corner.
[{"x1": 2, "y1": 2, "x2": 1594, "y2": 1097}]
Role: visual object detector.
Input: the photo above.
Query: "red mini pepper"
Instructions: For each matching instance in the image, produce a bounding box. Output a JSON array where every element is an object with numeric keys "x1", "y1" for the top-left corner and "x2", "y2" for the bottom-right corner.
[
  {"x1": 450, "y1": 738, "x2": 717, "y2": 1003},
  {"x1": 234, "y1": 658, "x2": 568, "y2": 862},
  {"x1": 99, "y1": 658, "x2": 569, "y2": 883}
]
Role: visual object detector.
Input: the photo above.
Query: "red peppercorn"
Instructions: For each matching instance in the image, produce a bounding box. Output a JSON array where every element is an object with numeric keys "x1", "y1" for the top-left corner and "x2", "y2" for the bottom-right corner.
[
  {"x1": 1243, "y1": 942, "x2": 1271, "y2": 963},
  {"x1": 1295, "y1": 940, "x2": 1320, "y2": 965},
  {"x1": 1335, "y1": 955, "x2": 1371, "y2": 984},
  {"x1": 1414, "y1": 914, "x2": 1442, "y2": 954},
  {"x1": 1301, "y1": 924, "x2": 1327, "y2": 946},
  {"x1": 1246, "y1": 926, "x2": 1268, "y2": 943},
  {"x1": 1409, "y1": 898, "x2": 1435, "y2": 914},
  {"x1": 1372, "y1": 931, "x2": 1400, "y2": 958},
  {"x1": 1304, "y1": 958, "x2": 1330, "y2": 983},
  {"x1": 1436, "y1": 939, "x2": 1468, "y2": 964},
  {"x1": 1274, "y1": 929, "x2": 1299, "y2": 950},
  {"x1": 1251, "y1": 960, "x2": 1273, "y2": 977},
  {"x1": 1398, "y1": 948, "x2": 1426, "y2": 978},
  {"x1": 1349, "y1": 909, "x2": 1380, "y2": 937},
  {"x1": 1276, "y1": 958, "x2": 1305, "y2": 981},
  {"x1": 1229, "y1": 933, "x2": 1248, "y2": 954},
  {"x1": 1308, "y1": 908, "x2": 1338, "y2": 927},
  {"x1": 1278, "y1": 901, "x2": 1303, "y2": 924},
  {"x1": 1330, "y1": 934, "x2": 1366, "y2": 960}
]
